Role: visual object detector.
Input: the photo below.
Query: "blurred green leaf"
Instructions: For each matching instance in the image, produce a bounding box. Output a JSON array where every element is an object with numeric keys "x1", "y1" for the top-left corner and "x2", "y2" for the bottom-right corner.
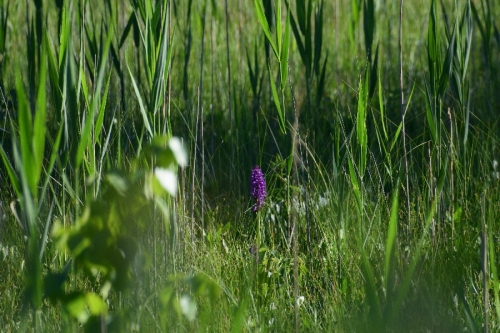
[
  {"x1": 63, "y1": 292, "x2": 89, "y2": 323},
  {"x1": 85, "y1": 293, "x2": 107, "y2": 316}
]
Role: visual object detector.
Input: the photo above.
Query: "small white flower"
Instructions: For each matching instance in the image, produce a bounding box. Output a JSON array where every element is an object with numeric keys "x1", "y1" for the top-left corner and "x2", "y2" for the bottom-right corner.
[
  {"x1": 296, "y1": 296, "x2": 305, "y2": 307},
  {"x1": 494, "y1": 159, "x2": 498, "y2": 170}
]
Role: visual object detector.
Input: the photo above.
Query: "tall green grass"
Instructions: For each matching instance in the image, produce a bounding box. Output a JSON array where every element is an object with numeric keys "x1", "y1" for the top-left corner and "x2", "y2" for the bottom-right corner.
[{"x1": 0, "y1": 0, "x2": 499, "y2": 332}]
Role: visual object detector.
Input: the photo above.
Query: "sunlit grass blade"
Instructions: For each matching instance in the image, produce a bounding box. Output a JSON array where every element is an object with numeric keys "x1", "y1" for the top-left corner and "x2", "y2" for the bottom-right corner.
[
  {"x1": 269, "y1": 65, "x2": 286, "y2": 134},
  {"x1": 280, "y1": 6, "x2": 290, "y2": 91},
  {"x1": 128, "y1": 64, "x2": 153, "y2": 139},
  {"x1": 356, "y1": 69, "x2": 368, "y2": 176},
  {"x1": 254, "y1": 0, "x2": 278, "y2": 59}
]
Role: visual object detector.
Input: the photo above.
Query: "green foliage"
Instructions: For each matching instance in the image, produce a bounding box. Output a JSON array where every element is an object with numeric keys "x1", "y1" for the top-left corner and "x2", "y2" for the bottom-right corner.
[
  {"x1": 254, "y1": 0, "x2": 290, "y2": 134},
  {"x1": 0, "y1": 0, "x2": 499, "y2": 332},
  {"x1": 45, "y1": 136, "x2": 188, "y2": 330}
]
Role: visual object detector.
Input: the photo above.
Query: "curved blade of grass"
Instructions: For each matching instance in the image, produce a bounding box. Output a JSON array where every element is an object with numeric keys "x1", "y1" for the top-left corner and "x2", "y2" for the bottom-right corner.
[
  {"x1": 378, "y1": 69, "x2": 388, "y2": 141},
  {"x1": 128, "y1": 64, "x2": 153, "y2": 139},
  {"x1": 254, "y1": 0, "x2": 278, "y2": 59},
  {"x1": 269, "y1": 65, "x2": 286, "y2": 134},
  {"x1": 391, "y1": 82, "x2": 415, "y2": 152}
]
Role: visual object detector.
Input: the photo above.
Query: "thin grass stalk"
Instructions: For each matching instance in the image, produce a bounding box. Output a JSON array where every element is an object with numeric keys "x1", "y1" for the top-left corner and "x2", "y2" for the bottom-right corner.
[
  {"x1": 166, "y1": 0, "x2": 173, "y2": 272},
  {"x1": 287, "y1": 63, "x2": 300, "y2": 333},
  {"x1": 398, "y1": 0, "x2": 410, "y2": 236},
  {"x1": 224, "y1": 0, "x2": 234, "y2": 187},
  {"x1": 198, "y1": 3, "x2": 207, "y2": 235},
  {"x1": 210, "y1": 7, "x2": 214, "y2": 160},
  {"x1": 166, "y1": 0, "x2": 172, "y2": 125},
  {"x1": 448, "y1": 108, "x2": 454, "y2": 242},
  {"x1": 191, "y1": 87, "x2": 199, "y2": 243},
  {"x1": 481, "y1": 192, "x2": 489, "y2": 333},
  {"x1": 488, "y1": 196, "x2": 500, "y2": 326}
]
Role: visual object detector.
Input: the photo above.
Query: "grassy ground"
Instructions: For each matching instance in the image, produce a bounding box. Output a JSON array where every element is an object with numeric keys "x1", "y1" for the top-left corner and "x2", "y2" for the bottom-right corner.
[{"x1": 0, "y1": 0, "x2": 500, "y2": 332}]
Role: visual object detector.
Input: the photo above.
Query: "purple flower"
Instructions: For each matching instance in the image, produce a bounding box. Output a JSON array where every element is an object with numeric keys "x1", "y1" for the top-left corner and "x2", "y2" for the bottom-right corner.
[{"x1": 250, "y1": 165, "x2": 267, "y2": 211}]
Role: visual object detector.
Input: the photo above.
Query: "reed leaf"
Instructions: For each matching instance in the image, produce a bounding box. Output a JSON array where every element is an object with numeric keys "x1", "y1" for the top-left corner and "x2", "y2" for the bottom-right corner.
[{"x1": 254, "y1": 0, "x2": 278, "y2": 59}]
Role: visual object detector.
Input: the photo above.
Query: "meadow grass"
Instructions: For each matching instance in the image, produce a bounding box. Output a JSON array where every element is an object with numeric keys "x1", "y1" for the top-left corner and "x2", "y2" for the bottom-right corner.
[{"x1": 0, "y1": 0, "x2": 499, "y2": 332}]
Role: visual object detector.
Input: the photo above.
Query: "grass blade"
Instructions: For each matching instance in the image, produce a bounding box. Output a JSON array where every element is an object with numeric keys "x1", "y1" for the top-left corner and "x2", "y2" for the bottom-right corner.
[
  {"x1": 280, "y1": 7, "x2": 290, "y2": 91},
  {"x1": 129, "y1": 64, "x2": 153, "y2": 139},
  {"x1": 269, "y1": 65, "x2": 286, "y2": 134},
  {"x1": 254, "y1": 0, "x2": 278, "y2": 59}
]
